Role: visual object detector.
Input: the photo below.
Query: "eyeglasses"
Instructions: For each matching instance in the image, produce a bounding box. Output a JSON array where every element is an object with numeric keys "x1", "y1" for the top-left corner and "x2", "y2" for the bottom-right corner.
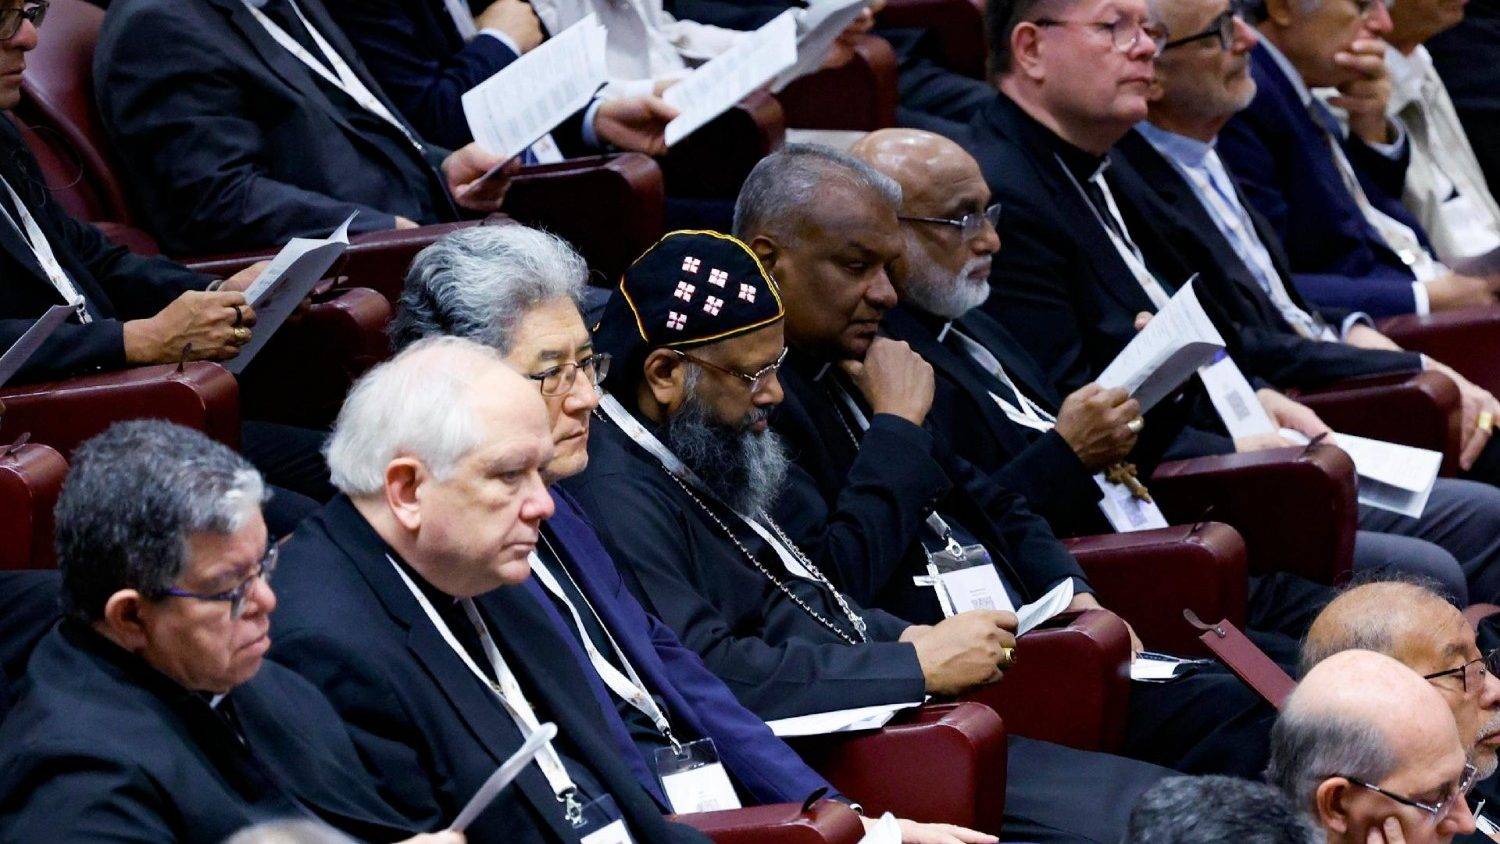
[
  {"x1": 899, "y1": 203, "x2": 1003, "y2": 241},
  {"x1": 1343, "y1": 762, "x2": 1478, "y2": 825},
  {"x1": 671, "y1": 347, "x2": 787, "y2": 392},
  {"x1": 526, "y1": 353, "x2": 611, "y2": 397},
  {"x1": 1423, "y1": 648, "x2": 1500, "y2": 696},
  {"x1": 0, "y1": 0, "x2": 46, "y2": 40},
  {"x1": 1033, "y1": 15, "x2": 1168, "y2": 54},
  {"x1": 1162, "y1": 8, "x2": 1242, "y2": 50},
  {"x1": 159, "y1": 545, "x2": 279, "y2": 620}
]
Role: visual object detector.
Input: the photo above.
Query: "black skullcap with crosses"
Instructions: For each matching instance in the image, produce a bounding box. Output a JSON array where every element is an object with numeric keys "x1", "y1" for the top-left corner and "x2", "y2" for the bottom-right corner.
[{"x1": 593, "y1": 230, "x2": 784, "y2": 369}]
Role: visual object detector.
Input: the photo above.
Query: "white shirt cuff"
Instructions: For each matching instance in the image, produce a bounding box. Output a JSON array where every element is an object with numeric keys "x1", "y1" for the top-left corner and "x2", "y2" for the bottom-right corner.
[
  {"x1": 479, "y1": 29, "x2": 523, "y2": 57},
  {"x1": 580, "y1": 98, "x2": 604, "y2": 149},
  {"x1": 1338, "y1": 311, "x2": 1375, "y2": 340},
  {"x1": 1366, "y1": 120, "x2": 1408, "y2": 159},
  {"x1": 1412, "y1": 280, "x2": 1432, "y2": 315}
]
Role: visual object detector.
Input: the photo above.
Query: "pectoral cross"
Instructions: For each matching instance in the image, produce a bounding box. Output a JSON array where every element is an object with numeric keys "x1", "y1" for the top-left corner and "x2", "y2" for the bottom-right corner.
[{"x1": 1105, "y1": 462, "x2": 1152, "y2": 503}]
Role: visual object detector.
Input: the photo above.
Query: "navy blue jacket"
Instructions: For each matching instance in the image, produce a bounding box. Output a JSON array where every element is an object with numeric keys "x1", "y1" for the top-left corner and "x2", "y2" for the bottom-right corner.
[{"x1": 1218, "y1": 43, "x2": 1433, "y2": 317}]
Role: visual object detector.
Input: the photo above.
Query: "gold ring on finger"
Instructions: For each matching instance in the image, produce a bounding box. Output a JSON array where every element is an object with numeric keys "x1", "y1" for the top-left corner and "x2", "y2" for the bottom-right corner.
[
  {"x1": 233, "y1": 326, "x2": 251, "y2": 344},
  {"x1": 1127, "y1": 417, "x2": 1144, "y2": 435},
  {"x1": 999, "y1": 646, "x2": 1016, "y2": 668},
  {"x1": 1479, "y1": 411, "x2": 1494, "y2": 435}
]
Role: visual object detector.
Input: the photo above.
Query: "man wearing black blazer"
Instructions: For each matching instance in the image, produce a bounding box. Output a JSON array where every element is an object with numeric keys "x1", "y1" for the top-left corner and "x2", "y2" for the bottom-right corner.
[
  {"x1": 92, "y1": 0, "x2": 670, "y2": 255},
  {"x1": 1428, "y1": 0, "x2": 1500, "y2": 192},
  {"x1": 270, "y1": 338, "x2": 708, "y2": 843},
  {"x1": 0, "y1": 422, "x2": 438, "y2": 843},
  {"x1": 939, "y1": 0, "x2": 1500, "y2": 605}
]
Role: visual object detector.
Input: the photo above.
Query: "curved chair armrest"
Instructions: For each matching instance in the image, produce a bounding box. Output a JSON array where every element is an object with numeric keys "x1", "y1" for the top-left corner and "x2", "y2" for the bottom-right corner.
[
  {"x1": 1289, "y1": 370, "x2": 1462, "y2": 476},
  {"x1": 791, "y1": 702, "x2": 1007, "y2": 834},
  {"x1": 1065, "y1": 522, "x2": 1248, "y2": 657},
  {"x1": 1378, "y1": 305, "x2": 1500, "y2": 397},
  {"x1": 1151, "y1": 443, "x2": 1357, "y2": 586},
  {"x1": 959, "y1": 609, "x2": 1131, "y2": 753},
  {"x1": 673, "y1": 800, "x2": 865, "y2": 844},
  {"x1": 0, "y1": 362, "x2": 239, "y2": 457},
  {"x1": 876, "y1": 0, "x2": 986, "y2": 79},
  {"x1": 776, "y1": 35, "x2": 899, "y2": 130},
  {"x1": 0, "y1": 442, "x2": 66, "y2": 570},
  {"x1": 238, "y1": 287, "x2": 393, "y2": 428}
]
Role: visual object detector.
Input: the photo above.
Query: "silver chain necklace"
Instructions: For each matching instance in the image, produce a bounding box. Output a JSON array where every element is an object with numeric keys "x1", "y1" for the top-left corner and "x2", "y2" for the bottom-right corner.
[{"x1": 665, "y1": 472, "x2": 869, "y2": 645}]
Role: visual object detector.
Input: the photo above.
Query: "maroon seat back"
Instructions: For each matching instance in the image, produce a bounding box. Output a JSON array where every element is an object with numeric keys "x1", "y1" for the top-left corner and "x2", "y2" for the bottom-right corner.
[
  {"x1": 13, "y1": 0, "x2": 133, "y2": 225},
  {"x1": 0, "y1": 441, "x2": 66, "y2": 570}
]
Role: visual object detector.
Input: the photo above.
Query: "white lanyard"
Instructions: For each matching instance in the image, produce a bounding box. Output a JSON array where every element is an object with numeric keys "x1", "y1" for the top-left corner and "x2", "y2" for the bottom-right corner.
[
  {"x1": 1055, "y1": 154, "x2": 1172, "y2": 310},
  {"x1": 443, "y1": 0, "x2": 480, "y2": 41},
  {"x1": 942, "y1": 324, "x2": 1056, "y2": 431},
  {"x1": 527, "y1": 546, "x2": 682, "y2": 753},
  {"x1": 387, "y1": 556, "x2": 585, "y2": 817},
  {"x1": 596, "y1": 393, "x2": 818, "y2": 581},
  {"x1": 243, "y1": 0, "x2": 422, "y2": 152},
  {"x1": 0, "y1": 176, "x2": 90, "y2": 323}
]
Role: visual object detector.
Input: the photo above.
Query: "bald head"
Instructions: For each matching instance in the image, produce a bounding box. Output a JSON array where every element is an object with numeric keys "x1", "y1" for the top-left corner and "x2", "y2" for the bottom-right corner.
[
  {"x1": 1302, "y1": 582, "x2": 1466, "y2": 675},
  {"x1": 850, "y1": 130, "x2": 1001, "y2": 320}
]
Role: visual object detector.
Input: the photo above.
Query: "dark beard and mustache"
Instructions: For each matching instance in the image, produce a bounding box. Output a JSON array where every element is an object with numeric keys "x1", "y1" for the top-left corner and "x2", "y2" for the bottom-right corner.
[{"x1": 665, "y1": 382, "x2": 790, "y2": 516}]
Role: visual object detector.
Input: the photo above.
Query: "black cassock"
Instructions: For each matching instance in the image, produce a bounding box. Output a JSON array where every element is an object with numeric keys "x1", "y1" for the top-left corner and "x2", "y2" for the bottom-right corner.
[{"x1": 565, "y1": 405, "x2": 1178, "y2": 844}]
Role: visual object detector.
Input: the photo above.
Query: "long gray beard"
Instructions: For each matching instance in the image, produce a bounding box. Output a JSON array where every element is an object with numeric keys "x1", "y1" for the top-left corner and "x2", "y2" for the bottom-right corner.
[
  {"x1": 902, "y1": 255, "x2": 991, "y2": 320},
  {"x1": 665, "y1": 392, "x2": 790, "y2": 516}
]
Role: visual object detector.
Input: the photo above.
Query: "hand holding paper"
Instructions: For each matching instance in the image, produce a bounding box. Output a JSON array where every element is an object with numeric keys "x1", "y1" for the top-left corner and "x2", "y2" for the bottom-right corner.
[
  {"x1": 769, "y1": 0, "x2": 871, "y2": 92},
  {"x1": 1096, "y1": 279, "x2": 1225, "y2": 412},
  {"x1": 664, "y1": 11, "x2": 797, "y2": 145}
]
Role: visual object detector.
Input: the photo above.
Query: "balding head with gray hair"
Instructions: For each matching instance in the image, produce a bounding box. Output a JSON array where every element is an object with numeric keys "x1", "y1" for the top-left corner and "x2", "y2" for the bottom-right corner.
[
  {"x1": 391, "y1": 225, "x2": 588, "y2": 353},
  {"x1": 731, "y1": 143, "x2": 902, "y2": 244},
  {"x1": 325, "y1": 336, "x2": 513, "y2": 497}
]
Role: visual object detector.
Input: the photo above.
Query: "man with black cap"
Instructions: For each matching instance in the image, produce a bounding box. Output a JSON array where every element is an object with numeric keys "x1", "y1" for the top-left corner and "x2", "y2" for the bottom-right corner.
[{"x1": 569, "y1": 228, "x2": 1179, "y2": 843}]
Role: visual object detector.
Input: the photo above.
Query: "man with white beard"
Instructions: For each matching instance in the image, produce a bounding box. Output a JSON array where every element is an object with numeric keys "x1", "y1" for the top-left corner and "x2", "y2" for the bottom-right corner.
[{"x1": 1301, "y1": 581, "x2": 1500, "y2": 840}]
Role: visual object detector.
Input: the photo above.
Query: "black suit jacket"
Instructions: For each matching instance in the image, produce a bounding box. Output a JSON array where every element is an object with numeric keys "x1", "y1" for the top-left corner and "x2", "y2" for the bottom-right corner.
[
  {"x1": 94, "y1": 0, "x2": 460, "y2": 255},
  {"x1": 0, "y1": 620, "x2": 416, "y2": 843},
  {"x1": 768, "y1": 348, "x2": 1090, "y2": 622},
  {"x1": 1113, "y1": 129, "x2": 1423, "y2": 385},
  {"x1": 0, "y1": 119, "x2": 209, "y2": 382},
  {"x1": 269, "y1": 496, "x2": 708, "y2": 844},
  {"x1": 0, "y1": 570, "x2": 58, "y2": 716}
]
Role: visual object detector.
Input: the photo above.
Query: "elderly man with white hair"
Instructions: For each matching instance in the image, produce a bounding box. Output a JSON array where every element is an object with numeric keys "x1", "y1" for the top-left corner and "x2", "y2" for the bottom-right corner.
[
  {"x1": 267, "y1": 337, "x2": 711, "y2": 844},
  {"x1": 384, "y1": 225, "x2": 998, "y2": 844},
  {"x1": 1266, "y1": 649, "x2": 1479, "y2": 844}
]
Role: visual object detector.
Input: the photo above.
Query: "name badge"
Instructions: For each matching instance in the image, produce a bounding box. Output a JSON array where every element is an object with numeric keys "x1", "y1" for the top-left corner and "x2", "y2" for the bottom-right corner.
[
  {"x1": 654, "y1": 738, "x2": 741, "y2": 814},
  {"x1": 927, "y1": 544, "x2": 1013, "y2": 617},
  {"x1": 1476, "y1": 811, "x2": 1499, "y2": 838},
  {"x1": 573, "y1": 795, "x2": 634, "y2": 844},
  {"x1": 1093, "y1": 474, "x2": 1169, "y2": 533}
]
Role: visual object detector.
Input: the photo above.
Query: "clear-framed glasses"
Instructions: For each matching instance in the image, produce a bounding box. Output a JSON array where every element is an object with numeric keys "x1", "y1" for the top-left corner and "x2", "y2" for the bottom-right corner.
[
  {"x1": 899, "y1": 203, "x2": 1003, "y2": 241},
  {"x1": 526, "y1": 352, "x2": 611, "y2": 397},
  {"x1": 1343, "y1": 762, "x2": 1479, "y2": 825},
  {"x1": 1032, "y1": 15, "x2": 1169, "y2": 54},
  {"x1": 159, "y1": 545, "x2": 279, "y2": 620},
  {"x1": 1162, "y1": 8, "x2": 1241, "y2": 50},
  {"x1": 0, "y1": 0, "x2": 46, "y2": 40},
  {"x1": 1423, "y1": 648, "x2": 1500, "y2": 696},
  {"x1": 671, "y1": 346, "x2": 788, "y2": 392}
]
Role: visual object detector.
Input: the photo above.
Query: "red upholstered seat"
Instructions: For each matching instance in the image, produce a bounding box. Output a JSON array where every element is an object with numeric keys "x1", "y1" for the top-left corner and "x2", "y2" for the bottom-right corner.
[{"x1": 0, "y1": 441, "x2": 66, "y2": 570}]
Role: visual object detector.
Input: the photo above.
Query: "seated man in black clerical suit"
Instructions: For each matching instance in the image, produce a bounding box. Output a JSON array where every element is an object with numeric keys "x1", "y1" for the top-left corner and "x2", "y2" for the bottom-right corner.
[
  {"x1": 0, "y1": 421, "x2": 453, "y2": 844},
  {"x1": 0, "y1": 8, "x2": 331, "y2": 521},
  {"x1": 269, "y1": 338, "x2": 710, "y2": 844},
  {"x1": 92, "y1": 0, "x2": 676, "y2": 255}
]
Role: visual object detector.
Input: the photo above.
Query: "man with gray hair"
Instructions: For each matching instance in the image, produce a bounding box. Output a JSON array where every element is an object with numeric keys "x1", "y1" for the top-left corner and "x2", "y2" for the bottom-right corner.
[
  {"x1": 1125, "y1": 775, "x2": 1317, "y2": 843},
  {"x1": 270, "y1": 337, "x2": 711, "y2": 843},
  {"x1": 1267, "y1": 649, "x2": 1478, "y2": 842},
  {"x1": 0, "y1": 421, "x2": 447, "y2": 843}
]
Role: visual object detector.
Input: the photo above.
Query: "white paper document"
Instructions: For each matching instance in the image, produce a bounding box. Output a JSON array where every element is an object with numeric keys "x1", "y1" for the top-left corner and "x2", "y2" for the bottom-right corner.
[
  {"x1": 225, "y1": 213, "x2": 354, "y2": 375},
  {"x1": 1016, "y1": 578, "x2": 1075, "y2": 636},
  {"x1": 857, "y1": 813, "x2": 902, "y2": 844},
  {"x1": 765, "y1": 700, "x2": 923, "y2": 737},
  {"x1": 462, "y1": 16, "x2": 608, "y2": 162},
  {"x1": 664, "y1": 10, "x2": 798, "y2": 145},
  {"x1": 1093, "y1": 473, "x2": 1170, "y2": 533},
  {"x1": 1096, "y1": 280, "x2": 1226, "y2": 412},
  {"x1": 0, "y1": 304, "x2": 74, "y2": 387},
  {"x1": 1199, "y1": 353, "x2": 1276, "y2": 440},
  {"x1": 769, "y1": 0, "x2": 870, "y2": 92},
  {"x1": 1278, "y1": 428, "x2": 1442, "y2": 518},
  {"x1": 450, "y1": 723, "x2": 558, "y2": 831},
  {"x1": 1131, "y1": 651, "x2": 1207, "y2": 682}
]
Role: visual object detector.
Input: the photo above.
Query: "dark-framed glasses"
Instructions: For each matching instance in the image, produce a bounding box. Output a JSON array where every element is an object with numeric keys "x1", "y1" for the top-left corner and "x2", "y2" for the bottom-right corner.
[
  {"x1": 672, "y1": 346, "x2": 787, "y2": 392},
  {"x1": 159, "y1": 545, "x2": 279, "y2": 620},
  {"x1": 1162, "y1": 8, "x2": 1241, "y2": 50},
  {"x1": 0, "y1": 0, "x2": 46, "y2": 40},
  {"x1": 1343, "y1": 762, "x2": 1478, "y2": 825},
  {"x1": 1423, "y1": 648, "x2": 1500, "y2": 695},
  {"x1": 526, "y1": 353, "x2": 611, "y2": 397},
  {"x1": 1032, "y1": 15, "x2": 1168, "y2": 54},
  {"x1": 899, "y1": 203, "x2": 1003, "y2": 241}
]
